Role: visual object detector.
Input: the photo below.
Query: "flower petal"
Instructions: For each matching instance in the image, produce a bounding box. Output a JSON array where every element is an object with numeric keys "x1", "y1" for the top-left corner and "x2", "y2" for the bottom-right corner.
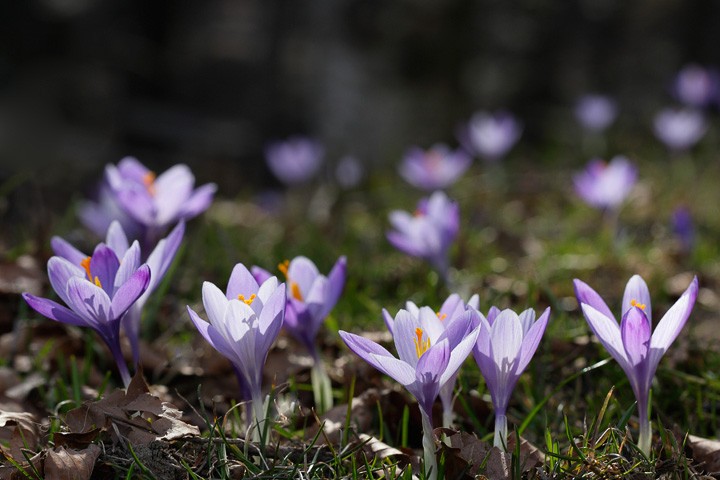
[
  {"x1": 111, "y1": 264, "x2": 150, "y2": 318},
  {"x1": 50, "y1": 237, "x2": 86, "y2": 265},
  {"x1": 489, "y1": 310, "x2": 523, "y2": 372},
  {"x1": 439, "y1": 310, "x2": 481, "y2": 386},
  {"x1": 90, "y1": 244, "x2": 120, "y2": 297},
  {"x1": 251, "y1": 266, "x2": 272, "y2": 286},
  {"x1": 288, "y1": 256, "x2": 320, "y2": 295},
  {"x1": 47, "y1": 256, "x2": 85, "y2": 306},
  {"x1": 393, "y1": 310, "x2": 422, "y2": 367},
  {"x1": 573, "y1": 279, "x2": 615, "y2": 320},
  {"x1": 227, "y1": 263, "x2": 260, "y2": 299},
  {"x1": 581, "y1": 303, "x2": 631, "y2": 371},
  {"x1": 257, "y1": 283, "x2": 285, "y2": 355},
  {"x1": 23, "y1": 293, "x2": 88, "y2": 327},
  {"x1": 66, "y1": 276, "x2": 112, "y2": 328},
  {"x1": 517, "y1": 307, "x2": 550, "y2": 373},
  {"x1": 649, "y1": 276, "x2": 698, "y2": 363},
  {"x1": 179, "y1": 183, "x2": 217, "y2": 219},
  {"x1": 105, "y1": 221, "x2": 130, "y2": 257},
  {"x1": 382, "y1": 308, "x2": 395, "y2": 334},
  {"x1": 622, "y1": 275, "x2": 652, "y2": 320},
  {"x1": 115, "y1": 241, "x2": 141, "y2": 294},
  {"x1": 325, "y1": 256, "x2": 346, "y2": 310},
  {"x1": 339, "y1": 330, "x2": 414, "y2": 385},
  {"x1": 202, "y1": 281, "x2": 229, "y2": 325},
  {"x1": 621, "y1": 306, "x2": 651, "y2": 368}
]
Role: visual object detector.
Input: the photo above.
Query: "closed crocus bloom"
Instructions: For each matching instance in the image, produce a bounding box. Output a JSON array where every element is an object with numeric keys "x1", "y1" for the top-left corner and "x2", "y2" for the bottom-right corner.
[
  {"x1": 382, "y1": 293, "x2": 480, "y2": 428},
  {"x1": 472, "y1": 307, "x2": 550, "y2": 449},
  {"x1": 574, "y1": 275, "x2": 698, "y2": 455},
  {"x1": 398, "y1": 144, "x2": 471, "y2": 191},
  {"x1": 265, "y1": 136, "x2": 324, "y2": 185},
  {"x1": 462, "y1": 110, "x2": 522, "y2": 162},
  {"x1": 387, "y1": 191, "x2": 459, "y2": 281},
  {"x1": 104, "y1": 157, "x2": 216, "y2": 249},
  {"x1": 23, "y1": 243, "x2": 151, "y2": 387},
  {"x1": 575, "y1": 94, "x2": 618, "y2": 132},
  {"x1": 340, "y1": 309, "x2": 480, "y2": 480},
  {"x1": 573, "y1": 156, "x2": 637, "y2": 210},
  {"x1": 188, "y1": 264, "x2": 286, "y2": 440},
  {"x1": 653, "y1": 108, "x2": 708, "y2": 152}
]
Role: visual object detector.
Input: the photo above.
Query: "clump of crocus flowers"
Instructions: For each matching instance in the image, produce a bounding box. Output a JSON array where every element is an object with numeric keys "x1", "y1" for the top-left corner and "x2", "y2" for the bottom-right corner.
[{"x1": 398, "y1": 144, "x2": 472, "y2": 191}]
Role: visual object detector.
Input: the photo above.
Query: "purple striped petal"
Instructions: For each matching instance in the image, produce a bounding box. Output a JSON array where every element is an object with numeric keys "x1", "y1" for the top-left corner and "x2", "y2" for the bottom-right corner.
[
  {"x1": 51, "y1": 237, "x2": 86, "y2": 265},
  {"x1": 90, "y1": 244, "x2": 120, "y2": 297},
  {"x1": 517, "y1": 307, "x2": 550, "y2": 373},
  {"x1": 111, "y1": 264, "x2": 150, "y2": 317},
  {"x1": 105, "y1": 221, "x2": 130, "y2": 257},
  {"x1": 574, "y1": 279, "x2": 615, "y2": 321},
  {"x1": 227, "y1": 263, "x2": 260, "y2": 300},
  {"x1": 621, "y1": 306, "x2": 651, "y2": 368},
  {"x1": 22, "y1": 293, "x2": 88, "y2": 327},
  {"x1": 179, "y1": 183, "x2": 217, "y2": 218},
  {"x1": 622, "y1": 275, "x2": 652, "y2": 320},
  {"x1": 649, "y1": 276, "x2": 698, "y2": 362},
  {"x1": 66, "y1": 276, "x2": 112, "y2": 327}
]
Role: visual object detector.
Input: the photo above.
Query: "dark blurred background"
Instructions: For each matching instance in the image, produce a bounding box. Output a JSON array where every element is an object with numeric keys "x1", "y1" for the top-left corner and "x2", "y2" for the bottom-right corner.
[{"x1": 0, "y1": 0, "x2": 718, "y2": 197}]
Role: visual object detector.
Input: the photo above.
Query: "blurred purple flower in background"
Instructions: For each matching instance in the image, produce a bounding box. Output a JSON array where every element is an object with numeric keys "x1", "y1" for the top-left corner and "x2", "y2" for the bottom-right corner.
[
  {"x1": 335, "y1": 155, "x2": 364, "y2": 189},
  {"x1": 460, "y1": 110, "x2": 522, "y2": 162},
  {"x1": 472, "y1": 306, "x2": 550, "y2": 448},
  {"x1": 574, "y1": 275, "x2": 698, "y2": 455},
  {"x1": 265, "y1": 136, "x2": 325, "y2": 185},
  {"x1": 187, "y1": 264, "x2": 286, "y2": 440},
  {"x1": 653, "y1": 108, "x2": 708, "y2": 152},
  {"x1": 398, "y1": 144, "x2": 472, "y2": 190},
  {"x1": 573, "y1": 156, "x2": 637, "y2": 210},
  {"x1": 674, "y1": 64, "x2": 719, "y2": 108},
  {"x1": 672, "y1": 205, "x2": 695, "y2": 255},
  {"x1": 575, "y1": 94, "x2": 618, "y2": 132},
  {"x1": 383, "y1": 292, "x2": 480, "y2": 428},
  {"x1": 387, "y1": 191, "x2": 459, "y2": 281},
  {"x1": 51, "y1": 220, "x2": 185, "y2": 367},
  {"x1": 23, "y1": 242, "x2": 151, "y2": 387},
  {"x1": 340, "y1": 309, "x2": 479, "y2": 480}
]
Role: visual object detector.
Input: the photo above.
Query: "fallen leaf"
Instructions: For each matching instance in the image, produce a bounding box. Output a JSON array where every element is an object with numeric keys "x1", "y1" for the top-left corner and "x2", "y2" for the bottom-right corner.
[
  {"x1": 44, "y1": 444, "x2": 101, "y2": 480},
  {"x1": 0, "y1": 411, "x2": 39, "y2": 461},
  {"x1": 688, "y1": 434, "x2": 720, "y2": 472}
]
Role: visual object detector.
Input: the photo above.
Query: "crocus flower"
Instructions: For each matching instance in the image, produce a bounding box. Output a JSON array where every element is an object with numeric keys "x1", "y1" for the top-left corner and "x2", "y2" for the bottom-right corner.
[
  {"x1": 23, "y1": 243, "x2": 151, "y2": 387},
  {"x1": 573, "y1": 156, "x2": 637, "y2": 210},
  {"x1": 653, "y1": 108, "x2": 708, "y2": 152},
  {"x1": 398, "y1": 144, "x2": 472, "y2": 190},
  {"x1": 103, "y1": 157, "x2": 216, "y2": 250},
  {"x1": 574, "y1": 275, "x2": 698, "y2": 455},
  {"x1": 265, "y1": 136, "x2": 324, "y2": 185},
  {"x1": 52, "y1": 221, "x2": 185, "y2": 367},
  {"x1": 472, "y1": 306, "x2": 550, "y2": 448},
  {"x1": 674, "y1": 64, "x2": 718, "y2": 108},
  {"x1": 382, "y1": 293, "x2": 480, "y2": 428},
  {"x1": 461, "y1": 110, "x2": 522, "y2": 162},
  {"x1": 575, "y1": 94, "x2": 618, "y2": 132},
  {"x1": 188, "y1": 264, "x2": 286, "y2": 440},
  {"x1": 340, "y1": 309, "x2": 480, "y2": 480},
  {"x1": 671, "y1": 205, "x2": 695, "y2": 255},
  {"x1": 79, "y1": 182, "x2": 144, "y2": 243},
  {"x1": 335, "y1": 155, "x2": 364, "y2": 189},
  {"x1": 387, "y1": 191, "x2": 459, "y2": 281}
]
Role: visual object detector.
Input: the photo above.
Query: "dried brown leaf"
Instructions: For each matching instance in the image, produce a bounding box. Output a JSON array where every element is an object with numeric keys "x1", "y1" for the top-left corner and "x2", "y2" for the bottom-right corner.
[
  {"x1": 0, "y1": 411, "x2": 39, "y2": 461},
  {"x1": 44, "y1": 444, "x2": 101, "y2": 480},
  {"x1": 0, "y1": 451, "x2": 43, "y2": 480},
  {"x1": 688, "y1": 434, "x2": 720, "y2": 472}
]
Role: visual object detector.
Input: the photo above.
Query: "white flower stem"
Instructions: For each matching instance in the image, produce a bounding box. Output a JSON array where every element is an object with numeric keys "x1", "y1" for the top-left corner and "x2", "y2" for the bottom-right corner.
[
  {"x1": 249, "y1": 393, "x2": 266, "y2": 443},
  {"x1": 420, "y1": 409, "x2": 437, "y2": 480},
  {"x1": 637, "y1": 398, "x2": 651, "y2": 456},
  {"x1": 494, "y1": 413, "x2": 508, "y2": 450},
  {"x1": 108, "y1": 338, "x2": 131, "y2": 388},
  {"x1": 311, "y1": 361, "x2": 333, "y2": 414}
]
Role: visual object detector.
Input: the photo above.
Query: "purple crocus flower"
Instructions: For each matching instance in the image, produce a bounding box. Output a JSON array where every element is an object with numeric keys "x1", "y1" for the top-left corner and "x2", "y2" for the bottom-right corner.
[
  {"x1": 461, "y1": 110, "x2": 522, "y2": 162},
  {"x1": 340, "y1": 309, "x2": 480, "y2": 479},
  {"x1": 674, "y1": 64, "x2": 719, "y2": 108},
  {"x1": 51, "y1": 221, "x2": 185, "y2": 367},
  {"x1": 102, "y1": 157, "x2": 216, "y2": 250},
  {"x1": 575, "y1": 94, "x2": 618, "y2": 132},
  {"x1": 671, "y1": 206, "x2": 695, "y2": 255},
  {"x1": 23, "y1": 243, "x2": 151, "y2": 387},
  {"x1": 573, "y1": 156, "x2": 637, "y2": 210},
  {"x1": 653, "y1": 108, "x2": 708, "y2": 152},
  {"x1": 79, "y1": 182, "x2": 145, "y2": 243},
  {"x1": 335, "y1": 155, "x2": 364, "y2": 189},
  {"x1": 387, "y1": 191, "x2": 459, "y2": 281},
  {"x1": 187, "y1": 264, "x2": 286, "y2": 440},
  {"x1": 574, "y1": 275, "x2": 698, "y2": 455},
  {"x1": 265, "y1": 136, "x2": 325, "y2": 185},
  {"x1": 382, "y1": 293, "x2": 479, "y2": 428},
  {"x1": 398, "y1": 144, "x2": 472, "y2": 190},
  {"x1": 472, "y1": 306, "x2": 550, "y2": 448}
]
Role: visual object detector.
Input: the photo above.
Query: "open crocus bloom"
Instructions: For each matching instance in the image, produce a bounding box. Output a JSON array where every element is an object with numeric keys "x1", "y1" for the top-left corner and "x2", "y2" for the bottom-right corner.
[
  {"x1": 461, "y1": 110, "x2": 522, "y2": 162},
  {"x1": 574, "y1": 274, "x2": 698, "y2": 455},
  {"x1": 387, "y1": 191, "x2": 459, "y2": 281},
  {"x1": 472, "y1": 306, "x2": 550, "y2": 448},
  {"x1": 52, "y1": 221, "x2": 185, "y2": 366},
  {"x1": 340, "y1": 310, "x2": 479, "y2": 480},
  {"x1": 104, "y1": 157, "x2": 216, "y2": 249},
  {"x1": 264, "y1": 136, "x2": 325, "y2": 185},
  {"x1": 383, "y1": 293, "x2": 479, "y2": 427},
  {"x1": 573, "y1": 156, "x2": 637, "y2": 210},
  {"x1": 653, "y1": 108, "x2": 708, "y2": 152},
  {"x1": 398, "y1": 144, "x2": 472, "y2": 191},
  {"x1": 187, "y1": 264, "x2": 285, "y2": 438},
  {"x1": 23, "y1": 242, "x2": 151, "y2": 387}
]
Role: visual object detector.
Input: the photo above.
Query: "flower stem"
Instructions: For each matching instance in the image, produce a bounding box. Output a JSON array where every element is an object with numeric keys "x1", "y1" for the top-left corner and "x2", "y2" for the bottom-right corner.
[
  {"x1": 107, "y1": 336, "x2": 131, "y2": 388},
  {"x1": 249, "y1": 393, "x2": 266, "y2": 444},
  {"x1": 494, "y1": 413, "x2": 508, "y2": 450},
  {"x1": 420, "y1": 409, "x2": 437, "y2": 480},
  {"x1": 311, "y1": 361, "x2": 333, "y2": 414},
  {"x1": 637, "y1": 396, "x2": 651, "y2": 456}
]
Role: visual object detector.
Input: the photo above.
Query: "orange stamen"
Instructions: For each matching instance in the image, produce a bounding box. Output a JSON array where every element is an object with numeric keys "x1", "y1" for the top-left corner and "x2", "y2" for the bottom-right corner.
[
  {"x1": 436, "y1": 312, "x2": 447, "y2": 321},
  {"x1": 278, "y1": 260, "x2": 290, "y2": 278},
  {"x1": 631, "y1": 299, "x2": 646, "y2": 310},
  {"x1": 290, "y1": 282, "x2": 304, "y2": 301},
  {"x1": 80, "y1": 257, "x2": 92, "y2": 281},
  {"x1": 414, "y1": 327, "x2": 431, "y2": 358},
  {"x1": 143, "y1": 171, "x2": 156, "y2": 196},
  {"x1": 94, "y1": 277, "x2": 102, "y2": 288},
  {"x1": 238, "y1": 293, "x2": 256, "y2": 305}
]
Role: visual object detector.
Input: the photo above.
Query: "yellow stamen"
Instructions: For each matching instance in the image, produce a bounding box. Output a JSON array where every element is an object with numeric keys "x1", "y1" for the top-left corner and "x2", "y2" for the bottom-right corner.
[
  {"x1": 80, "y1": 256, "x2": 92, "y2": 281},
  {"x1": 278, "y1": 260, "x2": 290, "y2": 278},
  {"x1": 290, "y1": 282, "x2": 304, "y2": 301},
  {"x1": 238, "y1": 293, "x2": 256, "y2": 305},
  {"x1": 630, "y1": 299, "x2": 646, "y2": 310},
  {"x1": 414, "y1": 327, "x2": 431, "y2": 358},
  {"x1": 94, "y1": 276, "x2": 102, "y2": 288},
  {"x1": 436, "y1": 312, "x2": 447, "y2": 321},
  {"x1": 143, "y1": 171, "x2": 156, "y2": 196}
]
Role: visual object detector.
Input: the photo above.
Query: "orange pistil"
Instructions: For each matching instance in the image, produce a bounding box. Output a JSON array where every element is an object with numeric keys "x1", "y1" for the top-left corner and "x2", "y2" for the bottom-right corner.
[
  {"x1": 630, "y1": 299, "x2": 646, "y2": 310},
  {"x1": 436, "y1": 312, "x2": 447, "y2": 321},
  {"x1": 290, "y1": 282, "x2": 304, "y2": 301},
  {"x1": 414, "y1": 327, "x2": 431, "y2": 358},
  {"x1": 143, "y1": 171, "x2": 157, "y2": 196},
  {"x1": 238, "y1": 293, "x2": 256, "y2": 305},
  {"x1": 80, "y1": 256, "x2": 92, "y2": 281},
  {"x1": 278, "y1": 260, "x2": 290, "y2": 278}
]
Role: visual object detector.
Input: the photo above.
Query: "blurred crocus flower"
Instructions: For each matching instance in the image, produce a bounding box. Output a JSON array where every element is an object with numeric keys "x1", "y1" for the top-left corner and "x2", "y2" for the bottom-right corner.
[
  {"x1": 52, "y1": 221, "x2": 185, "y2": 367},
  {"x1": 674, "y1": 64, "x2": 719, "y2": 108},
  {"x1": 87, "y1": 157, "x2": 215, "y2": 251},
  {"x1": 472, "y1": 306, "x2": 550, "y2": 448},
  {"x1": 671, "y1": 206, "x2": 695, "y2": 255},
  {"x1": 398, "y1": 144, "x2": 472, "y2": 190},
  {"x1": 461, "y1": 110, "x2": 522, "y2": 162},
  {"x1": 653, "y1": 108, "x2": 708, "y2": 152},
  {"x1": 79, "y1": 182, "x2": 144, "y2": 244},
  {"x1": 573, "y1": 156, "x2": 637, "y2": 210},
  {"x1": 383, "y1": 293, "x2": 479, "y2": 428},
  {"x1": 187, "y1": 264, "x2": 286, "y2": 440},
  {"x1": 575, "y1": 94, "x2": 618, "y2": 132},
  {"x1": 265, "y1": 136, "x2": 325, "y2": 185},
  {"x1": 335, "y1": 155, "x2": 364, "y2": 189},
  {"x1": 23, "y1": 242, "x2": 151, "y2": 387},
  {"x1": 340, "y1": 309, "x2": 480, "y2": 480},
  {"x1": 387, "y1": 191, "x2": 459, "y2": 281},
  {"x1": 574, "y1": 275, "x2": 698, "y2": 455}
]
